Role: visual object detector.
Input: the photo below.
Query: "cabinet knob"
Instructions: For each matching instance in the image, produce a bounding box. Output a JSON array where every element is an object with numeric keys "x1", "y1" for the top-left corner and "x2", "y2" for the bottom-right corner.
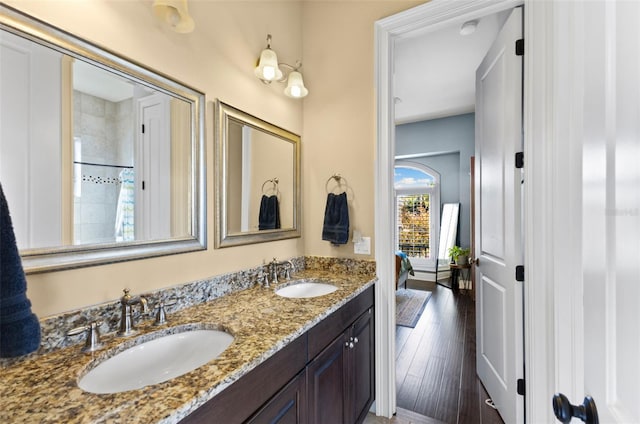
[{"x1": 345, "y1": 341, "x2": 354, "y2": 349}]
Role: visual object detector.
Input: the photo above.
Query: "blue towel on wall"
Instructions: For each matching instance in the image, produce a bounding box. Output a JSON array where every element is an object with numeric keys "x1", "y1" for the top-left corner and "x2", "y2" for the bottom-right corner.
[
  {"x1": 322, "y1": 192, "x2": 349, "y2": 245},
  {"x1": 258, "y1": 195, "x2": 280, "y2": 230},
  {"x1": 0, "y1": 183, "x2": 41, "y2": 358}
]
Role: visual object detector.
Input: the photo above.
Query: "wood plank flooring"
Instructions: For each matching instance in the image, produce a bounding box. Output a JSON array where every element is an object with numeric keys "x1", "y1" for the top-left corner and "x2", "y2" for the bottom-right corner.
[{"x1": 393, "y1": 280, "x2": 504, "y2": 424}]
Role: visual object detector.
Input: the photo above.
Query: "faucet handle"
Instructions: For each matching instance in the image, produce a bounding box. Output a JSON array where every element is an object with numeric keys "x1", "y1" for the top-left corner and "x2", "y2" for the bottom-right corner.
[
  {"x1": 261, "y1": 271, "x2": 270, "y2": 288},
  {"x1": 67, "y1": 321, "x2": 104, "y2": 353},
  {"x1": 284, "y1": 261, "x2": 294, "y2": 280},
  {"x1": 153, "y1": 300, "x2": 177, "y2": 326}
]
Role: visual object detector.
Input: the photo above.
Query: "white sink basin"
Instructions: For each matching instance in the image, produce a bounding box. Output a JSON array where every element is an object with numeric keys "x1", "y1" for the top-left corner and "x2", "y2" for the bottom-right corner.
[
  {"x1": 275, "y1": 281, "x2": 338, "y2": 298},
  {"x1": 79, "y1": 328, "x2": 233, "y2": 394}
]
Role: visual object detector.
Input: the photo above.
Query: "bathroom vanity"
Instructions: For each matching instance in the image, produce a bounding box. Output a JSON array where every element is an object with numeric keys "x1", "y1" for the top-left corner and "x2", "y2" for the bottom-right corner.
[
  {"x1": 0, "y1": 266, "x2": 375, "y2": 424},
  {"x1": 183, "y1": 284, "x2": 374, "y2": 424}
]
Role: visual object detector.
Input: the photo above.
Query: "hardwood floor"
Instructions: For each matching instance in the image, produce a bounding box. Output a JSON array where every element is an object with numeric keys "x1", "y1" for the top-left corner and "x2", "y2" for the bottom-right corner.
[
  {"x1": 393, "y1": 280, "x2": 504, "y2": 424},
  {"x1": 364, "y1": 407, "x2": 446, "y2": 424}
]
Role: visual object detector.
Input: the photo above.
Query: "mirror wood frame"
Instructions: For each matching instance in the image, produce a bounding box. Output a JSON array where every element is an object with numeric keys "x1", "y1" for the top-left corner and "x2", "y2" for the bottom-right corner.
[
  {"x1": 215, "y1": 100, "x2": 301, "y2": 248},
  {"x1": 0, "y1": 5, "x2": 207, "y2": 273}
]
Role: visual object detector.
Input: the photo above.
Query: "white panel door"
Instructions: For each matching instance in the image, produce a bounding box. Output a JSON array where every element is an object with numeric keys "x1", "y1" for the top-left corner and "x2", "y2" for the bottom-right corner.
[
  {"x1": 551, "y1": 1, "x2": 640, "y2": 423},
  {"x1": 581, "y1": 3, "x2": 640, "y2": 420},
  {"x1": 475, "y1": 7, "x2": 523, "y2": 424},
  {"x1": 137, "y1": 94, "x2": 171, "y2": 241},
  {"x1": 0, "y1": 30, "x2": 62, "y2": 249}
]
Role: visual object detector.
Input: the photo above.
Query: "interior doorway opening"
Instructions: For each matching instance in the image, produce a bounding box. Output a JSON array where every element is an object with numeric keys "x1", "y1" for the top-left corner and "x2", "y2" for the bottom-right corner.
[{"x1": 373, "y1": 0, "x2": 524, "y2": 421}]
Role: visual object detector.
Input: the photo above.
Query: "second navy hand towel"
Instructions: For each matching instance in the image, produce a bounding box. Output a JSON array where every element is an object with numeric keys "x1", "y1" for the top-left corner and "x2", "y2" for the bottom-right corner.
[
  {"x1": 322, "y1": 192, "x2": 349, "y2": 244},
  {"x1": 258, "y1": 194, "x2": 280, "y2": 230}
]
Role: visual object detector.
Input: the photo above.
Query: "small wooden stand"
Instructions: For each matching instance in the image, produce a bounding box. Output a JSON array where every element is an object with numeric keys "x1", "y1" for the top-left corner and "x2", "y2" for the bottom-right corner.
[{"x1": 449, "y1": 263, "x2": 471, "y2": 290}]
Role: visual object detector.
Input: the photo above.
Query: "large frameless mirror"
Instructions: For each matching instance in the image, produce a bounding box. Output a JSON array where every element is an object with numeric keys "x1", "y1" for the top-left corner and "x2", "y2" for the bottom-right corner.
[
  {"x1": 215, "y1": 100, "x2": 300, "y2": 247},
  {"x1": 0, "y1": 5, "x2": 206, "y2": 273}
]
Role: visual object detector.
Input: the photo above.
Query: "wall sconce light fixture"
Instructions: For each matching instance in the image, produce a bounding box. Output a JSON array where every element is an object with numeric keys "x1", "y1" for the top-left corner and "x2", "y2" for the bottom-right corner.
[
  {"x1": 255, "y1": 34, "x2": 308, "y2": 99},
  {"x1": 153, "y1": 0, "x2": 195, "y2": 33}
]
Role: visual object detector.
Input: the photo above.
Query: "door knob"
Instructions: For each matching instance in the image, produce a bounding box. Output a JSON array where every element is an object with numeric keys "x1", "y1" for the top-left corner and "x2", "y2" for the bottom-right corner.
[{"x1": 552, "y1": 393, "x2": 599, "y2": 424}]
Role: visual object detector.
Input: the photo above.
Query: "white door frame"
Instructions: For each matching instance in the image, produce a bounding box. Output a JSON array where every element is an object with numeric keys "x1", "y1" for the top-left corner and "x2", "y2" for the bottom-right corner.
[{"x1": 375, "y1": 0, "x2": 557, "y2": 421}]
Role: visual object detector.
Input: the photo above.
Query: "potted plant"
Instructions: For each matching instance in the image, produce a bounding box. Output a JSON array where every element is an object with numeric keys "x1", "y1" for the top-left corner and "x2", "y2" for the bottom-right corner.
[{"x1": 448, "y1": 245, "x2": 471, "y2": 265}]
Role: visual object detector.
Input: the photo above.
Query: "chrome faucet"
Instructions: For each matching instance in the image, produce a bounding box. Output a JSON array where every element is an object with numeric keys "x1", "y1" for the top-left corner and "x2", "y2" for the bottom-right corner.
[
  {"x1": 117, "y1": 288, "x2": 149, "y2": 336},
  {"x1": 269, "y1": 258, "x2": 294, "y2": 285}
]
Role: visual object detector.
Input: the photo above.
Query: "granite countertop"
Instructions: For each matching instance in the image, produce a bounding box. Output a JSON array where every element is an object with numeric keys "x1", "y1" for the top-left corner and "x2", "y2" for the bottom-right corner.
[{"x1": 1, "y1": 270, "x2": 375, "y2": 424}]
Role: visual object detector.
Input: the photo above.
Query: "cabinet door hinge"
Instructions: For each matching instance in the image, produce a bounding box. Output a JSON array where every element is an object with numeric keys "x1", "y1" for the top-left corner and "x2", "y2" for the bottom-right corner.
[
  {"x1": 515, "y1": 39, "x2": 524, "y2": 56},
  {"x1": 515, "y1": 152, "x2": 524, "y2": 169},
  {"x1": 517, "y1": 378, "x2": 525, "y2": 396},
  {"x1": 142, "y1": 124, "x2": 145, "y2": 134},
  {"x1": 515, "y1": 265, "x2": 525, "y2": 282},
  {"x1": 142, "y1": 181, "x2": 146, "y2": 190}
]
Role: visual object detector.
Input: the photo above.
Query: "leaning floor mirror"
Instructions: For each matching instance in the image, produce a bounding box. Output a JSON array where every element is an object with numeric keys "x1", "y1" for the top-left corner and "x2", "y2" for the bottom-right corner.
[
  {"x1": 0, "y1": 5, "x2": 206, "y2": 273},
  {"x1": 434, "y1": 203, "x2": 460, "y2": 282},
  {"x1": 215, "y1": 100, "x2": 301, "y2": 248}
]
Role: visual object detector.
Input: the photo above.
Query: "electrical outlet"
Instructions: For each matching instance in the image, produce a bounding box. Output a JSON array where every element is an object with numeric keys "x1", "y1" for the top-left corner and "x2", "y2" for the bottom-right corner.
[{"x1": 354, "y1": 237, "x2": 371, "y2": 255}]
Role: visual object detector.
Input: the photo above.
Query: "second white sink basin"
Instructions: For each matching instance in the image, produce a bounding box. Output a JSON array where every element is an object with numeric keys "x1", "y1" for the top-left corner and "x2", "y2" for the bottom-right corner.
[
  {"x1": 275, "y1": 281, "x2": 338, "y2": 298},
  {"x1": 79, "y1": 327, "x2": 233, "y2": 394}
]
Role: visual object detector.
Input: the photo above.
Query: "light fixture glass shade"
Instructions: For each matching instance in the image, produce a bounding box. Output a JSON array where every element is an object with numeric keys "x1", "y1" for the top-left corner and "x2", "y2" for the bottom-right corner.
[
  {"x1": 255, "y1": 48, "x2": 283, "y2": 82},
  {"x1": 153, "y1": 0, "x2": 195, "y2": 33},
  {"x1": 284, "y1": 71, "x2": 308, "y2": 98}
]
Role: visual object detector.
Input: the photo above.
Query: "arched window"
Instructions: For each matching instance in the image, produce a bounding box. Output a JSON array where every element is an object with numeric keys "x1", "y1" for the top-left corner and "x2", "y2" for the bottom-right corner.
[{"x1": 394, "y1": 161, "x2": 440, "y2": 270}]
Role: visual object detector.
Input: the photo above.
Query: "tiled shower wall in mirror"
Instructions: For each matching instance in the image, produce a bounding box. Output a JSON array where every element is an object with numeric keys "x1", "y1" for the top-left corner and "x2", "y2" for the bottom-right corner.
[{"x1": 73, "y1": 91, "x2": 134, "y2": 245}]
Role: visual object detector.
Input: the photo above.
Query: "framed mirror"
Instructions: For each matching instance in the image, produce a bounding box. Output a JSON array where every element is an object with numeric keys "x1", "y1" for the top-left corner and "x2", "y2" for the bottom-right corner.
[
  {"x1": 0, "y1": 5, "x2": 206, "y2": 273},
  {"x1": 215, "y1": 101, "x2": 300, "y2": 248}
]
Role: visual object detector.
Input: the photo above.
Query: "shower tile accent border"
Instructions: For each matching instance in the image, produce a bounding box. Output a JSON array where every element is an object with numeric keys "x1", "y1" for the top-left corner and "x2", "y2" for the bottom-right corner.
[{"x1": 1, "y1": 256, "x2": 374, "y2": 367}]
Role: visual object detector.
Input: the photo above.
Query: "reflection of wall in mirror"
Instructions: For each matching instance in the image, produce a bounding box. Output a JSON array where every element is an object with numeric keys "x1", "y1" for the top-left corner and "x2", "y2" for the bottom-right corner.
[
  {"x1": 227, "y1": 121, "x2": 244, "y2": 234},
  {"x1": 170, "y1": 99, "x2": 192, "y2": 238},
  {"x1": 249, "y1": 131, "x2": 294, "y2": 231},
  {"x1": 0, "y1": 30, "x2": 63, "y2": 250}
]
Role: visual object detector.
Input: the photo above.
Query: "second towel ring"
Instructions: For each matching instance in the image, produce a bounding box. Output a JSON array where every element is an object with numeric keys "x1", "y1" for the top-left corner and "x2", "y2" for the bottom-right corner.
[
  {"x1": 262, "y1": 177, "x2": 279, "y2": 194},
  {"x1": 325, "y1": 174, "x2": 347, "y2": 193}
]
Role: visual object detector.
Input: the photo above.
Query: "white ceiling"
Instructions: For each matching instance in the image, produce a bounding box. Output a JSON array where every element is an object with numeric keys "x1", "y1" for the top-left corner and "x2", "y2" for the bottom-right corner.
[
  {"x1": 73, "y1": 60, "x2": 134, "y2": 103},
  {"x1": 393, "y1": 10, "x2": 510, "y2": 125}
]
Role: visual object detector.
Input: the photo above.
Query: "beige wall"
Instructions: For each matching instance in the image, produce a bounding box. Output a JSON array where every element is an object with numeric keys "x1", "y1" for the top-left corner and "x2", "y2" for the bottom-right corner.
[
  {"x1": 6, "y1": 0, "x2": 422, "y2": 317},
  {"x1": 301, "y1": 1, "x2": 421, "y2": 258}
]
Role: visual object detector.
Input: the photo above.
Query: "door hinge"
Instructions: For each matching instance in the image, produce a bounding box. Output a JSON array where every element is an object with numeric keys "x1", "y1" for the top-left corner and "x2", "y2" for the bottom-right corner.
[
  {"x1": 515, "y1": 39, "x2": 524, "y2": 56},
  {"x1": 515, "y1": 265, "x2": 525, "y2": 282},
  {"x1": 142, "y1": 181, "x2": 145, "y2": 190},
  {"x1": 142, "y1": 124, "x2": 145, "y2": 134},
  {"x1": 517, "y1": 378, "x2": 525, "y2": 396},
  {"x1": 515, "y1": 152, "x2": 524, "y2": 169}
]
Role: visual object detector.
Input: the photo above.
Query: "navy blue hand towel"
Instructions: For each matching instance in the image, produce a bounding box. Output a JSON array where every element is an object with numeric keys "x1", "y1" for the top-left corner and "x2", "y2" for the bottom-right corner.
[
  {"x1": 258, "y1": 195, "x2": 281, "y2": 230},
  {"x1": 0, "y1": 183, "x2": 41, "y2": 358},
  {"x1": 322, "y1": 192, "x2": 349, "y2": 245}
]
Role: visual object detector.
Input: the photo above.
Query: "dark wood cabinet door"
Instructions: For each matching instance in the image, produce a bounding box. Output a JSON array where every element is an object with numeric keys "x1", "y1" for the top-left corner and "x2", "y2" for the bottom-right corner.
[
  {"x1": 306, "y1": 332, "x2": 348, "y2": 424},
  {"x1": 349, "y1": 308, "x2": 374, "y2": 424},
  {"x1": 247, "y1": 371, "x2": 307, "y2": 424}
]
